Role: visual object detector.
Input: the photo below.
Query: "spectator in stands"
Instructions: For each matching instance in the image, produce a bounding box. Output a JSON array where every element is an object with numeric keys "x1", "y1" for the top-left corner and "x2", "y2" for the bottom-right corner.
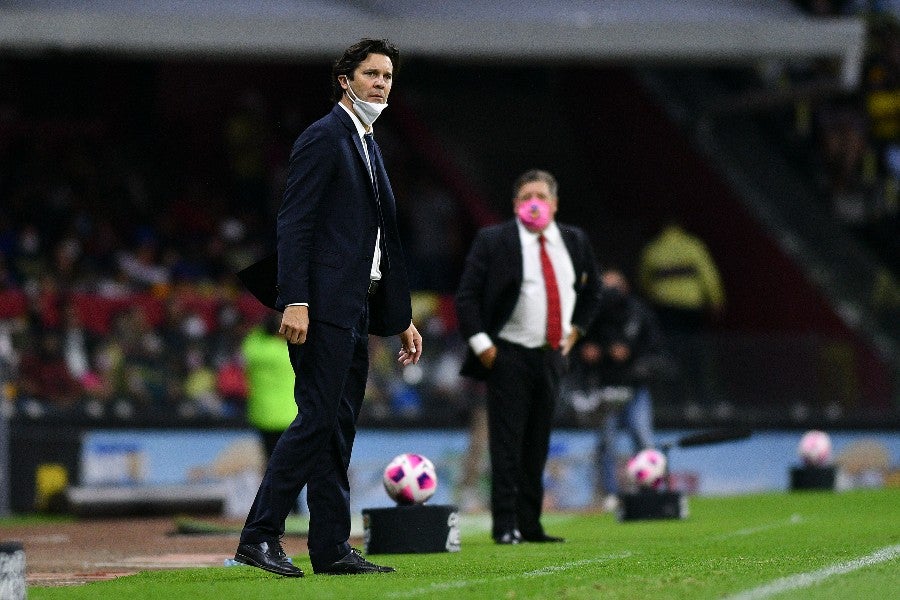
[
  {"x1": 116, "y1": 229, "x2": 169, "y2": 291},
  {"x1": 182, "y1": 344, "x2": 222, "y2": 416},
  {"x1": 0, "y1": 251, "x2": 14, "y2": 290},
  {"x1": 212, "y1": 302, "x2": 250, "y2": 417},
  {"x1": 872, "y1": 267, "x2": 900, "y2": 335},
  {"x1": 26, "y1": 274, "x2": 63, "y2": 332},
  {"x1": 815, "y1": 104, "x2": 877, "y2": 225},
  {"x1": 82, "y1": 218, "x2": 124, "y2": 288},
  {"x1": 159, "y1": 296, "x2": 190, "y2": 359},
  {"x1": 456, "y1": 169, "x2": 603, "y2": 544},
  {"x1": 17, "y1": 329, "x2": 83, "y2": 412},
  {"x1": 0, "y1": 217, "x2": 16, "y2": 270},
  {"x1": 576, "y1": 269, "x2": 671, "y2": 512},
  {"x1": 215, "y1": 354, "x2": 248, "y2": 417},
  {"x1": 52, "y1": 227, "x2": 90, "y2": 288},
  {"x1": 89, "y1": 333, "x2": 127, "y2": 414},
  {"x1": 861, "y1": 20, "x2": 900, "y2": 269},
  {"x1": 14, "y1": 225, "x2": 45, "y2": 287},
  {"x1": 638, "y1": 221, "x2": 725, "y2": 408},
  {"x1": 117, "y1": 305, "x2": 173, "y2": 410},
  {"x1": 0, "y1": 328, "x2": 14, "y2": 411},
  {"x1": 60, "y1": 300, "x2": 94, "y2": 384}
]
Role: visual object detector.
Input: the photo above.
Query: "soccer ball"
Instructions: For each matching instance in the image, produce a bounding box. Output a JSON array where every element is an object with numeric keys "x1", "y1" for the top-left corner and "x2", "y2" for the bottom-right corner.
[
  {"x1": 798, "y1": 430, "x2": 832, "y2": 466},
  {"x1": 383, "y1": 453, "x2": 438, "y2": 505},
  {"x1": 626, "y1": 448, "x2": 667, "y2": 489}
]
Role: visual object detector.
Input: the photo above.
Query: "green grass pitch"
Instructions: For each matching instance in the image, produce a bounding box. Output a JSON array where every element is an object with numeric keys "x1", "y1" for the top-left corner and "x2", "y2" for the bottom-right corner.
[{"x1": 26, "y1": 488, "x2": 900, "y2": 599}]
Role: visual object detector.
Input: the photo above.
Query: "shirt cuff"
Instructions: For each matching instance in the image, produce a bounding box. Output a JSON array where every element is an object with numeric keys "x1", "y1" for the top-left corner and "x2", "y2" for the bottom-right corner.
[
  {"x1": 468, "y1": 332, "x2": 493, "y2": 355},
  {"x1": 286, "y1": 302, "x2": 309, "y2": 307}
]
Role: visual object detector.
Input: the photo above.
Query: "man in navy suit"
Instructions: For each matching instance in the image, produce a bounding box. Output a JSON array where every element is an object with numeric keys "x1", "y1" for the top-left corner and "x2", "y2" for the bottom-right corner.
[
  {"x1": 456, "y1": 170, "x2": 602, "y2": 544},
  {"x1": 234, "y1": 38, "x2": 422, "y2": 577}
]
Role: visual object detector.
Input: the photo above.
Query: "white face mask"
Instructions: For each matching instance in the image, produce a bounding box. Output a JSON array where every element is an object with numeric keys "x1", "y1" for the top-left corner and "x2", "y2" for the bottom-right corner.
[{"x1": 345, "y1": 81, "x2": 388, "y2": 127}]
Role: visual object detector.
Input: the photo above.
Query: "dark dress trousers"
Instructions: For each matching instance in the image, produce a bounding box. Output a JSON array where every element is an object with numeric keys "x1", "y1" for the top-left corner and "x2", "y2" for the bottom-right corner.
[
  {"x1": 238, "y1": 104, "x2": 411, "y2": 571},
  {"x1": 455, "y1": 219, "x2": 602, "y2": 538}
]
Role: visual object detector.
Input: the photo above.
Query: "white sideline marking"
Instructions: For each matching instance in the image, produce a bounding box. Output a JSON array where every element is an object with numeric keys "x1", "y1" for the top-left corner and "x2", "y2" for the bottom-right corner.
[
  {"x1": 723, "y1": 544, "x2": 900, "y2": 600},
  {"x1": 710, "y1": 514, "x2": 804, "y2": 541},
  {"x1": 523, "y1": 556, "x2": 629, "y2": 577},
  {"x1": 387, "y1": 552, "x2": 632, "y2": 598}
]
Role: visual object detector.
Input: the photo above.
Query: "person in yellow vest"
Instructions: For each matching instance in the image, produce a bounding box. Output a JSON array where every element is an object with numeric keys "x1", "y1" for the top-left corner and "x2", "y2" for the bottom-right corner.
[
  {"x1": 638, "y1": 222, "x2": 725, "y2": 329},
  {"x1": 638, "y1": 221, "x2": 725, "y2": 406},
  {"x1": 241, "y1": 312, "x2": 298, "y2": 460}
]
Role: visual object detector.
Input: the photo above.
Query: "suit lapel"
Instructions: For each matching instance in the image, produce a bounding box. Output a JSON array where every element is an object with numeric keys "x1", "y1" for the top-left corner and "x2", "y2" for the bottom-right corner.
[
  {"x1": 559, "y1": 225, "x2": 577, "y2": 265},
  {"x1": 559, "y1": 225, "x2": 590, "y2": 288},
  {"x1": 333, "y1": 104, "x2": 378, "y2": 199},
  {"x1": 501, "y1": 220, "x2": 524, "y2": 284}
]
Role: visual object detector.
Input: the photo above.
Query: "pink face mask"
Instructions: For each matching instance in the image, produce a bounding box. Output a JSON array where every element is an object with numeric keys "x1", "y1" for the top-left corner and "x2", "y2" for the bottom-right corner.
[{"x1": 516, "y1": 197, "x2": 552, "y2": 231}]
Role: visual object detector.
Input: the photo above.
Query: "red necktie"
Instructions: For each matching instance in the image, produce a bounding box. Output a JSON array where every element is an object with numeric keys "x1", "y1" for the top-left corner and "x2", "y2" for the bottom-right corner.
[{"x1": 539, "y1": 234, "x2": 562, "y2": 350}]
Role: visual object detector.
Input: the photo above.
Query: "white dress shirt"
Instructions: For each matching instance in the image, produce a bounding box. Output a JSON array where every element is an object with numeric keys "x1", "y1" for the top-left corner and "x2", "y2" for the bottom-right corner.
[
  {"x1": 337, "y1": 102, "x2": 382, "y2": 282},
  {"x1": 468, "y1": 220, "x2": 576, "y2": 353}
]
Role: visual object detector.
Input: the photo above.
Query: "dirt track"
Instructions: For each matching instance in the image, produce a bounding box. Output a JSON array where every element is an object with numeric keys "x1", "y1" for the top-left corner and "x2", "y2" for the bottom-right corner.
[{"x1": 4, "y1": 517, "x2": 310, "y2": 587}]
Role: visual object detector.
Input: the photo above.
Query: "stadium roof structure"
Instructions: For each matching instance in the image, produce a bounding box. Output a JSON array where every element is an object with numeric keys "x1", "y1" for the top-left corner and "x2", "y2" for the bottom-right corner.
[{"x1": 0, "y1": 0, "x2": 866, "y2": 87}]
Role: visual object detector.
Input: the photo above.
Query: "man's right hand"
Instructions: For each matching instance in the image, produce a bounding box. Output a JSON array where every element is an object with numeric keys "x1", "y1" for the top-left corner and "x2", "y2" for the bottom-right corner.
[
  {"x1": 280, "y1": 305, "x2": 309, "y2": 345},
  {"x1": 478, "y1": 345, "x2": 497, "y2": 370}
]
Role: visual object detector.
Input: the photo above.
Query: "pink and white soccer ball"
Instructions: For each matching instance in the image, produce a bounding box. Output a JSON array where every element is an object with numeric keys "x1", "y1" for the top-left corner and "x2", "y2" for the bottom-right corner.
[
  {"x1": 798, "y1": 430, "x2": 832, "y2": 466},
  {"x1": 626, "y1": 448, "x2": 667, "y2": 489},
  {"x1": 383, "y1": 453, "x2": 438, "y2": 505}
]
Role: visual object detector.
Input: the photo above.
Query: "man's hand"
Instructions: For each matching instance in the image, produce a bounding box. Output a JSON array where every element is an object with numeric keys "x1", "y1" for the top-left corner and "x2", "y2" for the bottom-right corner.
[
  {"x1": 280, "y1": 305, "x2": 309, "y2": 345},
  {"x1": 397, "y1": 321, "x2": 423, "y2": 365},
  {"x1": 560, "y1": 328, "x2": 581, "y2": 357},
  {"x1": 478, "y1": 345, "x2": 497, "y2": 370}
]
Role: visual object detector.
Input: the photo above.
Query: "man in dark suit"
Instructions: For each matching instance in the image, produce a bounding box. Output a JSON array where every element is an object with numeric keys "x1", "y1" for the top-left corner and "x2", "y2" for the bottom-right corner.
[
  {"x1": 456, "y1": 169, "x2": 603, "y2": 544},
  {"x1": 234, "y1": 38, "x2": 422, "y2": 577}
]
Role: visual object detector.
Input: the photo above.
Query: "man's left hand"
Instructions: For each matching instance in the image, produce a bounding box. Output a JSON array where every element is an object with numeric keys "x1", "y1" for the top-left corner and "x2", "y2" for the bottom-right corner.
[
  {"x1": 560, "y1": 328, "x2": 581, "y2": 356},
  {"x1": 397, "y1": 322, "x2": 423, "y2": 365}
]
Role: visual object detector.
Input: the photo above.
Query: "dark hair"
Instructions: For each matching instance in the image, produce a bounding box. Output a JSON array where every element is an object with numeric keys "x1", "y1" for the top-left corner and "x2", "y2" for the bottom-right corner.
[
  {"x1": 331, "y1": 38, "x2": 400, "y2": 102},
  {"x1": 513, "y1": 169, "x2": 558, "y2": 198}
]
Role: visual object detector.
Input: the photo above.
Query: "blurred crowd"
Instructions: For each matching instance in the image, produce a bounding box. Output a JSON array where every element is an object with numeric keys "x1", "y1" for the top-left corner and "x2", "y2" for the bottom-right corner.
[
  {"x1": 0, "y1": 72, "x2": 474, "y2": 426},
  {"x1": 792, "y1": 3, "x2": 899, "y2": 298},
  {"x1": 0, "y1": 105, "x2": 253, "y2": 421},
  {"x1": 2, "y1": 7, "x2": 897, "y2": 427}
]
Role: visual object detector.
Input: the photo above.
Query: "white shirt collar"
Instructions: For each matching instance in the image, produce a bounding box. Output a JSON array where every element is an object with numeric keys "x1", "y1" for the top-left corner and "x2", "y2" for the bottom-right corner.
[
  {"x1": 515, "y1": 219, "x2": 561, "y2": 245},
  {"x1": 338, "y1": 101, "x2": 372, "y2": 138}
]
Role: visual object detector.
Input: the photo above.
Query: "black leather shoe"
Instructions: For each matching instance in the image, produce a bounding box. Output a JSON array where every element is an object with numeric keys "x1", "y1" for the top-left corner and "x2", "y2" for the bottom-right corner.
[
  {"x1": 314, "y1": 548, "x2": 395, "y2": 575},
  {"x1": 522, "y1": 533, "x2": 565, "y2": 543},
  {"x1": 234, "y1": 540, "x2": 304, "y2": 577},
  {"x1": 493, "y1": 528, "x2": 522, "y2": 545}
]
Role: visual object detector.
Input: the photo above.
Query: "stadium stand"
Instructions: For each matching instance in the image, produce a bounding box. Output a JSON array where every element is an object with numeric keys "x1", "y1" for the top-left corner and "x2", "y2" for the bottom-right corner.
[{"x1": 0, "y1": 1, "x2": 895, "y2": 432}]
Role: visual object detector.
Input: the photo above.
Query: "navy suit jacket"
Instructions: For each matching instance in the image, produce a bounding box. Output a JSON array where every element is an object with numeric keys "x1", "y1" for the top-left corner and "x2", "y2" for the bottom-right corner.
[
  {"x1": 239, "y1": 104, "x2": 412, "y2": 337},
  {"x1": 455, "y1": 219, "x2": 603, "y2": 380}
]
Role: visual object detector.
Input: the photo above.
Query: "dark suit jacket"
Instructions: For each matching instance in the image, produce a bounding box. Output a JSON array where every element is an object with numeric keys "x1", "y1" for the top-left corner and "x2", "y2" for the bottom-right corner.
[
  {"x1": 455, "y1": 219, "x2": 603, "y2": 380},
  {"x1": 238, "y1": 104, "x2": 411, "y2": 337}
]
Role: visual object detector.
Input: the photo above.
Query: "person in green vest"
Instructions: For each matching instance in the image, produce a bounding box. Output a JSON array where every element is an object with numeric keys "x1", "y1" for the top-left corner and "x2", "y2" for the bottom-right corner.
[{"x1": 241, "y1": 312, "x2": 298, "y2": 459}]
